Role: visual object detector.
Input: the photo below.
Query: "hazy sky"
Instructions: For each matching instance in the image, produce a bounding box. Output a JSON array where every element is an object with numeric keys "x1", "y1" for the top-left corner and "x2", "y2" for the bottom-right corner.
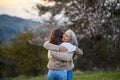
[
  {"x1": 0, "y1": 0, "x2": 66, "y2": 24},
  {"x1": 0, "y1": 0, "x2": 41, "y2": 19}
]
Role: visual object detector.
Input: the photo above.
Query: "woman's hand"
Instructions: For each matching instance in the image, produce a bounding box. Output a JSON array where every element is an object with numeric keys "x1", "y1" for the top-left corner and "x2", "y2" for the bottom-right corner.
[{"x1": 59, "y1": 46, "x2": 68, "y2": 52}]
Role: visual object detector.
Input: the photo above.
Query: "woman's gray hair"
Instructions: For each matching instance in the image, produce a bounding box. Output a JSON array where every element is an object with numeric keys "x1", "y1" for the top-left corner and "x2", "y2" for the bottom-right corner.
[{"x1": 66, "y1": 29, "x2": 78, "y2": 47}]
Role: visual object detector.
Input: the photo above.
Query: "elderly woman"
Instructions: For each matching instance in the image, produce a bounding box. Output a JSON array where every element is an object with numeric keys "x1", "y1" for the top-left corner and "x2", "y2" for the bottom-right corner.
[{"x1": 43, "y1": 28, "x2": 83, "y2": 80}]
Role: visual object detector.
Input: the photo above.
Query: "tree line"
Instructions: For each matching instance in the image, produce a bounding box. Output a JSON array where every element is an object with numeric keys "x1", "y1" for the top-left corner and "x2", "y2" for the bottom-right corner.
[{"x1": 0, "y1": 0, "x2": 120, "y2": 78}]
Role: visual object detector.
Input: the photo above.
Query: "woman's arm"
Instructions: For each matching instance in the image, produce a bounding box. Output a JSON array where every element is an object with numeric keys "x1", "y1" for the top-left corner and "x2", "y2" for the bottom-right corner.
[
  {"x1": 43, "y1": 41, "x2": 83, "y2": 61},
  {"x1": 51, "y1": 48, "x2": 83, "y2": 61},
  {"x1": 50, "y1": 51, "x2": 74, "y2": 61}
]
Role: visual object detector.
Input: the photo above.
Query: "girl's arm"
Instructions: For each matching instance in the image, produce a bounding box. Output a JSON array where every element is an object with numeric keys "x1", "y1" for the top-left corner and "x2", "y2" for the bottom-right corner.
[
  {"x1": 43, "y1": 41, "x2": 60, "y2": 51},
  {"x1": 43, "y1": 41, "x2": 67, "y2": 52},
  {"x1": 73, "y1": 48, "x2": 83, "y2": 60},
  {"x1": 43, "y1": 41, "x2": 83, "y2": 55},
  {"x1": 75, "y1": 47, "x2": 83, "y2": 55}
]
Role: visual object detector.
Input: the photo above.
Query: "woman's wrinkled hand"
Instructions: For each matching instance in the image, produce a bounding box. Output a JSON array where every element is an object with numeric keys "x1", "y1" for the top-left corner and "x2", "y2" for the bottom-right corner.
[{"x1": 59, "y1": 46, "x2": 68, "y2": 52}]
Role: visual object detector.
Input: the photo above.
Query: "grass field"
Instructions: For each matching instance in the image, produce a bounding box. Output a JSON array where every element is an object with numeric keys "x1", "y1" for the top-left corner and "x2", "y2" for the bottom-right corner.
[{"x1": 1, "y1": 71, "x2": 120, "y2": 80}]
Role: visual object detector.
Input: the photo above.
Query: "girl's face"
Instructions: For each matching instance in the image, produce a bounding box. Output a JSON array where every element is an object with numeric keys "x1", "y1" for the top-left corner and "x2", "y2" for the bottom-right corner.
[{"x1": 62, "y1": 31, "x2": 71, "y2": 42}]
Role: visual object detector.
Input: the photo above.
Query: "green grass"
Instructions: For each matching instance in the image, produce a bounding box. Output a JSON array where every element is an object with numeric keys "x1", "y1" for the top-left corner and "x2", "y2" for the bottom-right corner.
[
  {"x1": 73, "y1": 71, "x2": 120, "y2": 80},
  {"x1": 1, "y1": 71, "x2": 120, "y2": 80}
]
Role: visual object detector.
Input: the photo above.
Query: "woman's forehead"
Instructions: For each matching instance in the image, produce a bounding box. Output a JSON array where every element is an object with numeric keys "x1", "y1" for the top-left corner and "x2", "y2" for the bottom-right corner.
[{"x1": 65, "y1": 31, "x2": 71, "y2": 37}]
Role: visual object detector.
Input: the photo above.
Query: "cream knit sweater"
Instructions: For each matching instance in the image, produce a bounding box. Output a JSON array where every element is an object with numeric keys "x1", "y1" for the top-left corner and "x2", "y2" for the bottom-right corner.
[{"x1": 43, "y1": 41, "x2": 83, "y2": 70}]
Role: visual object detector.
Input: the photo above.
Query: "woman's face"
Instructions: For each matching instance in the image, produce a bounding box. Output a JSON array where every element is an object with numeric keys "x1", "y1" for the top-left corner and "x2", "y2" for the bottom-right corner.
[{"x1": 62, "y1": 31, "x2": 71, "y2": 42}]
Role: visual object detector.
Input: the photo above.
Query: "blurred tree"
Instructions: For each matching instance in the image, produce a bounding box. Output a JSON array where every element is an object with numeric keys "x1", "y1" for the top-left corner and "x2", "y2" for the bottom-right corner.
[
  {"x1": 35, "y1": 0, "x2": 120, "y2": 71},
  {"x1": 0, "y1": 31, "x2": 48, "y2": 77}
]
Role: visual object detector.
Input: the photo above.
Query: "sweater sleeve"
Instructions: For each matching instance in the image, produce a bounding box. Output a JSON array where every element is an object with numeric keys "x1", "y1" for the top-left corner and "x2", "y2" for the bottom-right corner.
[
  {"x1": 43, "y1": 41, "x2": 60, "y2": 51},
  {"x1": 72, "y1": 48, "x2": 83, "y2": 60},
  {"x1": 60, "y1": 42, "x2": 76, "y2": 52},
  {"x1": 75, "y1": 47, "x2": 83, "y2": 55},
  {"x1": 51, "y1": 51, "x2": 74, "y2": 61}
]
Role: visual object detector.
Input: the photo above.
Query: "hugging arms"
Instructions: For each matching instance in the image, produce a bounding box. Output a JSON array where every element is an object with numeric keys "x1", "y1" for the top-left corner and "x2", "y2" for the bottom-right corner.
[{"x1": 43, "y1": 41, "x2": 83, "y2": 61}]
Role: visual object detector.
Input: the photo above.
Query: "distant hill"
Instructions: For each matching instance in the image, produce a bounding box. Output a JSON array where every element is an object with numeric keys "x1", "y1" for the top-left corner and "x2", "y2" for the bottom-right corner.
[{"x1": 0, "y1": 14, "x2": 44, "y2": 42}]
